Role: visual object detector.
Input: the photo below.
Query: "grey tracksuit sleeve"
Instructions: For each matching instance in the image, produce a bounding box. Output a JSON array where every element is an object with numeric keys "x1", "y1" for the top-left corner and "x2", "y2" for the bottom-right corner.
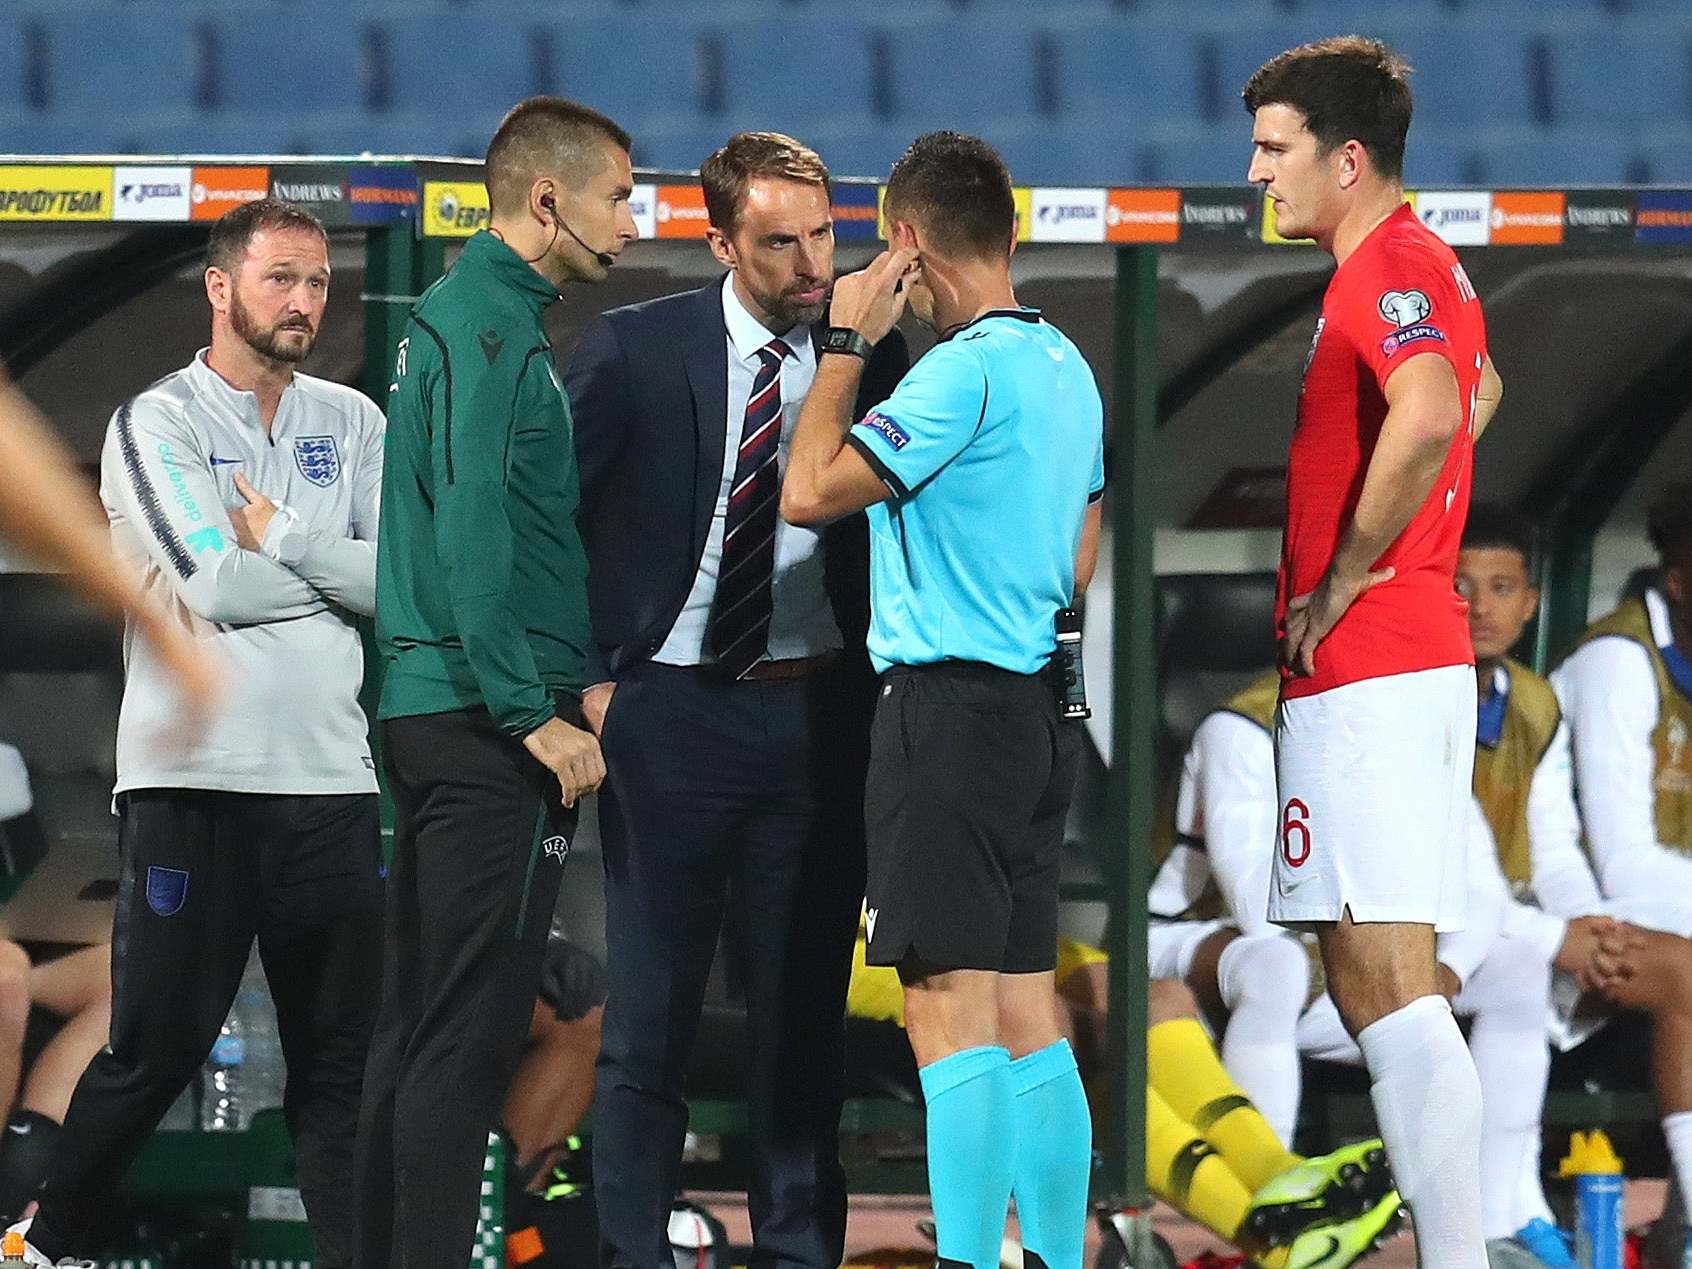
[{"x1": 102, "y1": 397, "x2": 326, "y2": 625}]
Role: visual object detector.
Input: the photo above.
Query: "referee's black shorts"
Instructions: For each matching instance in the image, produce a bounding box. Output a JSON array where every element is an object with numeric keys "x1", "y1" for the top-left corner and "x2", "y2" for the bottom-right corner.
[{"x1": 861, "y1": 660, "x2": 1082, "y2": 975}]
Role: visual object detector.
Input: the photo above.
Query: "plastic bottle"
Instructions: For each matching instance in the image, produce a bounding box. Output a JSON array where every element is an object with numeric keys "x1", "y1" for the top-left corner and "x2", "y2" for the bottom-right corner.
[
  {"x1": 199, "y1": 1012, "x2": 246, "y2": 1132},
  {"x1": 236, "y1": 952, "x2": 284, "y2": 1122},
  {"x1": 1558, "y1": 1129, "x2": 1625, "y2": 1269}
]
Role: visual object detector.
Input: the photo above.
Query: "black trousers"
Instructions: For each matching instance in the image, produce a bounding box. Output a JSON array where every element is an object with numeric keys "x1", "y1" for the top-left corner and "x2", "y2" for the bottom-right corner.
[
  {"x1": 30, "y1": 789, "x2": 383, "y2": 1269},
  {"x1": 355, "y1": 700, "x2": 579, "y2": 1269},
  {"x1": 592, "y1": 662, "x2": 868, "y2": 1269}
]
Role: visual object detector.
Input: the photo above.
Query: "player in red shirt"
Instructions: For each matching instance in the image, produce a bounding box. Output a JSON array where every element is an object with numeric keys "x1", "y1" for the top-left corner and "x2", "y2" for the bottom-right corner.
[{"x1": 1246, "y1": 36, "x2": 1504, "y2": 1269}]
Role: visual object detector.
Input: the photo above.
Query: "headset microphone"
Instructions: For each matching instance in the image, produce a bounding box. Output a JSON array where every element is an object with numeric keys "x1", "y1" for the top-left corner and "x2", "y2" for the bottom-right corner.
[{"x1": 541, "y1": 194, "x2": 617, "y2": 269}]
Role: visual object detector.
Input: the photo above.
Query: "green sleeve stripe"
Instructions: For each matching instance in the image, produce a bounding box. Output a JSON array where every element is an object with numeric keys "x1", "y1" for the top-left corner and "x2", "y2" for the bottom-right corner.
[{"x1": 411, "y1": 314, "x2": 456, "y2": 484}]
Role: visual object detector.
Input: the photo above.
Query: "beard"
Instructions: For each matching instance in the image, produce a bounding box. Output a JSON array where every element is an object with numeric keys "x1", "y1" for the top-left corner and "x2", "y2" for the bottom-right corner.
[
  {"x1": 230, "y1": 290, "x2": 317, "y2": 364},
  {"x1": 749, "y1": 279, "x2": 829, "y2": 332}
]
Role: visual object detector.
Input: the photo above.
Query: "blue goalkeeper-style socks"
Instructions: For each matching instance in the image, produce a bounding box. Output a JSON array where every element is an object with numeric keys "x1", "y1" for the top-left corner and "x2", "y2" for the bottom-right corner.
[
  {"x1": 920, "y1": 1046, "x2": 1017, "y2": 1269},
  {"x1": 1010, "y1": 1040, "x2": 1092, "y2": 1269}
]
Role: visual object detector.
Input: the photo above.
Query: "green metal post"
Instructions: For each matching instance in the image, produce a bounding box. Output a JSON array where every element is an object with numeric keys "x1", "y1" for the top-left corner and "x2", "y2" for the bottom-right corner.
[
  {"x1": 360, "y1": 221, "x2": 447, "y2": 832},
  {"x1": 1103, "y1": 244, "x2": 1159, "y2": 1212}
]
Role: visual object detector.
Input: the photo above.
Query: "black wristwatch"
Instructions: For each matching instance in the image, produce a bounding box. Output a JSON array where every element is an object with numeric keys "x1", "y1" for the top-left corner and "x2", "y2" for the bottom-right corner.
[{"x1": 819, "y1": 327, "x2": 872, "y2": 360}]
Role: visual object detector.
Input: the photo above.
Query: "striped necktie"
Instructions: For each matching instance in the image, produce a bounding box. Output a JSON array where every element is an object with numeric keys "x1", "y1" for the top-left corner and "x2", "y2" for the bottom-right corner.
[{"x1": 709, "y1": 337, "x2": 790, "y2": 678}]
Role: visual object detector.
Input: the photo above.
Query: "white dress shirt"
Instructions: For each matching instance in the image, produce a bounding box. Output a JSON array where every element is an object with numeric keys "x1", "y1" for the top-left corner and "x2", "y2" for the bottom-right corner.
[{"x1": 652, "y1": 274, "x2": 843, "y2": 666}]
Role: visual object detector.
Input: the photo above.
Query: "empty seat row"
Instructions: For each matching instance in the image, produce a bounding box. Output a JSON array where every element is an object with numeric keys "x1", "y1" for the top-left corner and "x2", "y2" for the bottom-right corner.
[
  {"x1": 4, "y1": 110, "x2": 1686, "y2": 188},
  {"x1": 4, "y1": 12, "x2": 1691, "y2": 132}
]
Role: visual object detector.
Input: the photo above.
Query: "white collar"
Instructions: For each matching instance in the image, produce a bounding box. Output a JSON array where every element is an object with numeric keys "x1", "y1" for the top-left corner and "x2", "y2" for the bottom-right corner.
[
  {"x1": 186, "y1": 348, "x2": 293, "y2": 421},
  {"x1": 720, "y1": 274, "x2": 811, "y2": 364},
  {"x1": 1647, "y1": 587, "x2": 1675, "y2": 649}
]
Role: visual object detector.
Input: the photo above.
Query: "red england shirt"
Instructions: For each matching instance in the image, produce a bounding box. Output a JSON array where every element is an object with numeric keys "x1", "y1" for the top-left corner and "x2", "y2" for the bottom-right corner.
[{"x1": 1278, "y1": 203, "x2": 1488, "y2": 700}]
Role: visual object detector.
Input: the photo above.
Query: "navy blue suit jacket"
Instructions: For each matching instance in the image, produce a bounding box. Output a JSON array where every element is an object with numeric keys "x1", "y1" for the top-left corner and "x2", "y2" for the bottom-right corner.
[{"x1": 564, "y1": 280, "x2": 910, "y2": 683}]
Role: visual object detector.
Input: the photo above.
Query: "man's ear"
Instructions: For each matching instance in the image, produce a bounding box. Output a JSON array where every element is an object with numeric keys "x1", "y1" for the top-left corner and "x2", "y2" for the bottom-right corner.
[
  {"x1": 205, "y1": 267, "x2": 229, "y2": 313},
  {"x1": 890, "y1": 220, "x2": 919, "y2": 252},
  {"x1": 705, "y1": 226, "x2": 737, "y2": 271}
]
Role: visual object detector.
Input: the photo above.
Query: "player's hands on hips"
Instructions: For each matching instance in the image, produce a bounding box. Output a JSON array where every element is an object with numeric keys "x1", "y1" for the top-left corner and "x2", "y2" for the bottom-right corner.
[
  {"x1": 1554, "y1": 914, "x2": 1617, "y2": 989},
  {"x1": 523, "y1": 715, "x2": 606, "y2": 808},
  {"x1": 1282, "y1": 564, "x2": 1395, "y2": 676},
  {"x1": 827, "y1": 248, "x2": 919, "y2": 345},
  {"x1": 581, "y1": 682, "x2": 615, "y2": 737},
  {"x1": 229, "y1": 472, "x2": 278, "y2": 550}
]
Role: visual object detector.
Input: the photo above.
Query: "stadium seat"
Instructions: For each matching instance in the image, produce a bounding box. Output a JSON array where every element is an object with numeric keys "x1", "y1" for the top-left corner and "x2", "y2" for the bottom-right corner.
[
  {"x1": 1401, "y1": 137, "x2": 1481, "y2": 187},
  {"x1": 880, "y1": 19, "x2": 1041, "y2": 127},
  {"x1": 1545, "y1": 27, "x2": 1692, "y2": 127},
  {"x1": 380, "y1": 16, "x2": 543, "y2": 118},
  {"x1": 296, "y1": 116, "x2": 490, "y2": 162},
  {"x1": 130, "y1": 118, "x2": 323, "y2": 158},
  {"x1": 0, "y1": 15, "x2": 37, "y2": 116},
  {"x1": 1211, "y1": 22, "x2": 1539, "y2": 129},
  {"x1": 1157, "y1": 572, "x2": 1277, "y2": 751},
  {"x1": 0, "y1": 117, "x2": 123, "y2": 157},
  {"x1": 547, "y1": 17, "x2": 717, "y2": 129},
  {"x1": 1381, "y1": 26, "x2": 1542, "y2": 128},
  {"x1": 200, "y1": 13, "x2": 375, "y2": 113},
  {"x1": 1639, "y1": 130, "x2": 1692, "y2": 183},
  {"x1": 629, "y1": 121, "x2": 742, "y2": 174},
  {"x1": 716, "y1": 18, "x2": 877, "y2": 125},
  {"x1": 997, "y1": 125, "x2": 1147, "y2": 186},
  {"x1": 1475, "y1": 131, "x2": 1639, "y2": 186},
  {"x1": 1049, "y1": 23, "x2": 1206, "y2": 130},
  {"x1": 1141, "y1": 125, "x2": 1258, "y2": 185},
  {"x1": 37, "y1": 11, "x2": 200, "y2": 118}
]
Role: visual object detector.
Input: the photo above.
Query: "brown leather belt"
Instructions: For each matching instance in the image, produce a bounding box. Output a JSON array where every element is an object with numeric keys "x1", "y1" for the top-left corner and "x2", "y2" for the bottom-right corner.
[{"x1": 738, "y1": 651, "x2": 841, "y2": 682}]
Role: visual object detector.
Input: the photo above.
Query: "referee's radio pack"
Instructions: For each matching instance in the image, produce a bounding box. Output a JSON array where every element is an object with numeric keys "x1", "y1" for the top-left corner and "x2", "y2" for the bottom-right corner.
[{"x1": 1053, "y1": 608, "x2": 1090, "y2": 720}]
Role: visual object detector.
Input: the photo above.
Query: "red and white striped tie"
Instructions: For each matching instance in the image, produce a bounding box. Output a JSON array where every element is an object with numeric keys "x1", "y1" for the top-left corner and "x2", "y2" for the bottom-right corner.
[{"x1": 709, "y1": 338, "x2": 789, "y2": 678}]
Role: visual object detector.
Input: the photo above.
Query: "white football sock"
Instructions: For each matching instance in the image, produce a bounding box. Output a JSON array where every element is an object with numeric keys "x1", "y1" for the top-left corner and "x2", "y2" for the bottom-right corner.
[
  {"x1": 1357, "y1": 994, "x2": 1487, "y2": 1269},
  {"x1": 1662, "y1": 1111, "x2": 1692, "y2": 1224},
  {"x1": 1218, "y1": 934, "x2": 1310, "y2": 1143},
  {"x1": 1456, "y1": 935, "x2": 1556, "y2": 1239}
]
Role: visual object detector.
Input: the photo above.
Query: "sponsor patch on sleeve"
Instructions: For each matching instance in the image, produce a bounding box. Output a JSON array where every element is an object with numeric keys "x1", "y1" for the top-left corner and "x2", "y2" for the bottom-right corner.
[
  {"x1": 1380, "y1": 324, "x2": 1448, "y2": 357},
  {"x1": 860, "y1": 410, "x2": 910, "y2": 452}
]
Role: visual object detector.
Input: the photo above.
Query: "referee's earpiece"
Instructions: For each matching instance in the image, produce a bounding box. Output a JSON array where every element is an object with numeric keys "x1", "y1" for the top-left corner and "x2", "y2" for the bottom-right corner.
[{"x1": 538, "y1": 192, "x2": 617, "y2": 269}]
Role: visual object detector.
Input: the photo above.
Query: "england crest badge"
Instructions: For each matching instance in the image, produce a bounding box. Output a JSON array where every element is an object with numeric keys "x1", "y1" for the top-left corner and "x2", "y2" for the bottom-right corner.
[{"x1": 294, "y1": 436, "x2": 340, "y2": 487}]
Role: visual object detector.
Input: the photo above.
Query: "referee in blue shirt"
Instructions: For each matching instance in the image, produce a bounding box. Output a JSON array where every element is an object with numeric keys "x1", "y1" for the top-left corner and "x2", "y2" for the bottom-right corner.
[{"x1": 783, "y1": 132, "x2": 1104, "y2": 1269}]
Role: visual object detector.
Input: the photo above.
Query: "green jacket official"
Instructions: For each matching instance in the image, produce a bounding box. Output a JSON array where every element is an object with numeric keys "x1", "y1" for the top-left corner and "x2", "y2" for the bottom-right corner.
[
  {"x1": 377, "y1": 228, "x2": 591, "y2": 735},
  {"x1": 356, "y1": 96, "x2": 637, "y2": 1269}
]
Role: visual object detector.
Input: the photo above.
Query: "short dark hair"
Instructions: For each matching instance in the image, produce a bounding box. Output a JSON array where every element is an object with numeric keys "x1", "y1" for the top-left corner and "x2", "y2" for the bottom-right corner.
[
  {"x1": 1243, "y1": 36, "x2": 1414, "y2": 181},
  {"x1": 883, "y1": 131, "x2": 1015, "y2": 262},
  {"x1": 485, "y1": 95, "x2": 632, "y2": 217},
  {"x1": 206, "y1": 198, "x2": 326, "y2": 273},
  {"x1": 1462, "y1": 502, "x2": 1537, "y2": 572},
  {"x1": 1648, "y1": 481, "x2": 1692, "y2": 564},
  {"x1": 701, "y1": 132, "x2": 830, "y2": 235}
]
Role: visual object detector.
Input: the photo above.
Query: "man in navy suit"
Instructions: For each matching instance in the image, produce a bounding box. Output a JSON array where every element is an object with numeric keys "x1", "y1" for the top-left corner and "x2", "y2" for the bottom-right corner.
[{"x1": 564, "y1": 131, "x2": 909, "y2": 1269}]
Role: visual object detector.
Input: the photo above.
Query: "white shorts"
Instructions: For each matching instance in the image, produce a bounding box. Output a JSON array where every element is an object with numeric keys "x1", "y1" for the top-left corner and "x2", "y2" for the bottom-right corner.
[
  {"x1": 1269, "y1": 664, "x2": 1477, "y2": 931},
  {"x1": 1147, "y1": 918, "x2": 1231, "y2": 982},
  {"x1": 1549, "y1": 894, "x2": 1692, "y2": 1051}
]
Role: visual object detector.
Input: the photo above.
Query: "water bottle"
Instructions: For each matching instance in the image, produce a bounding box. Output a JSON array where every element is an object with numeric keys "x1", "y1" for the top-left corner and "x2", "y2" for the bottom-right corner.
[
  {"x1": 199, "y1": 1014, "x2": 246, "y2": 1132},
  {"x1": 1559, "y1": 1130, "x2": 1625, "y2": 1269},
  {"x1": 237, "y1": 953, "x2": 285, "y2": 1121}
]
